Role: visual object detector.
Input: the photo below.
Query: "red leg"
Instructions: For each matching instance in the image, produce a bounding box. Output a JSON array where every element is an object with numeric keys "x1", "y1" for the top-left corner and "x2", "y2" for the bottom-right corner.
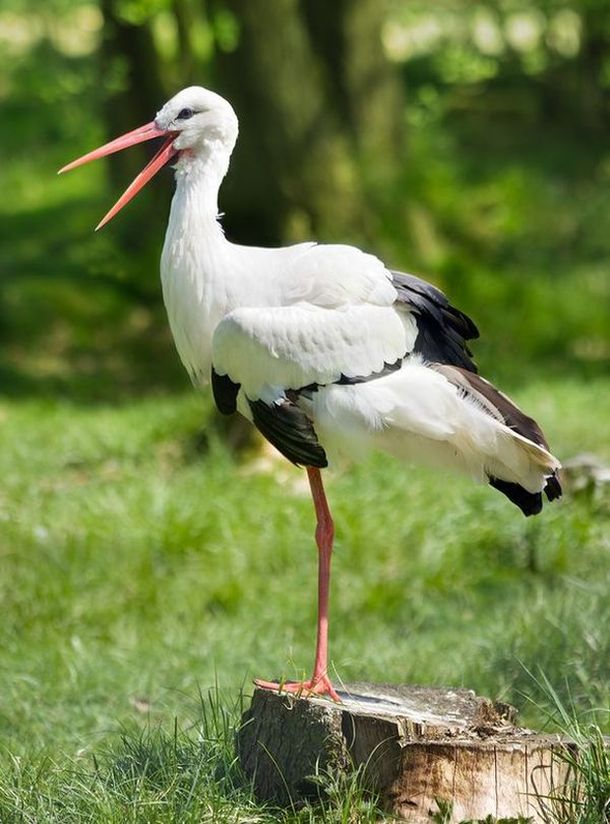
[{"x1": 255, "y1": 467, "x2": 340, "y2": 701}]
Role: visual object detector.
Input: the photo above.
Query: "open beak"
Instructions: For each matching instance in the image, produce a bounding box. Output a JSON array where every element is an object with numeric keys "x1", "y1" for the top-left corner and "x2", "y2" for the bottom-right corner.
[{"x1": 58, "y1": 121, "x2": 178, "y2": 230}]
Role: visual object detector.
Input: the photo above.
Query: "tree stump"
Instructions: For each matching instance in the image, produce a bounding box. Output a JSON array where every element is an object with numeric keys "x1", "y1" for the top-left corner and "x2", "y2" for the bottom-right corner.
[{"x1": 237, "y1": 683, "x2": 575, "y2": 822}]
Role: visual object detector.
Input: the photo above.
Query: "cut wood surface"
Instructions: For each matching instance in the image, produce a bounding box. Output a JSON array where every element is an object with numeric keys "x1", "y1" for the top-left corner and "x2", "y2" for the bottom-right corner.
[{"x1": 237, "y1": 683, "x2": 575, "y2": 822}]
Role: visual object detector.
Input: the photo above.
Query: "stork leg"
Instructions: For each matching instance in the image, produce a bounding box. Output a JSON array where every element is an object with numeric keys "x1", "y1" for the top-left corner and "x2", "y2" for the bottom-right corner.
[{"x1": 254, "y1": 467, "x2": 340, "y2": 702}]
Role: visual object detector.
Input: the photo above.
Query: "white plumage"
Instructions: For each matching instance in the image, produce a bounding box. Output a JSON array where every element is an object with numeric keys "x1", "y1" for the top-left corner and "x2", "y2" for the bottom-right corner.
[
  {"x1": 213, "y1": 302, "x2": 410, "y2": 397},
  {"x1": 310, "y1": 360, "x2": 556, "y2": 489},
  {"x1": 61, "y1": 85, "x2": 562, "y2": 701}
]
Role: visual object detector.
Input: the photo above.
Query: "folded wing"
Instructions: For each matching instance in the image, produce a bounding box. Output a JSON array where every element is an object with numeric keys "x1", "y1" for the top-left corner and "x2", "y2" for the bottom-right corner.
[
  {"x1": 212, "y1": 303, "x2": 410, "y2": 399},
  {"x1": 211, "y1": 302, "x2": 410, "y2": 466}
]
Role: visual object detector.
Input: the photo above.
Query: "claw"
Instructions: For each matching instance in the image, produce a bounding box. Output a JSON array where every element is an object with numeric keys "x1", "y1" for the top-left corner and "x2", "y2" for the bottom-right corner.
[{"x1": 254, "y1": 675, "x2": 341, "y2": 702}]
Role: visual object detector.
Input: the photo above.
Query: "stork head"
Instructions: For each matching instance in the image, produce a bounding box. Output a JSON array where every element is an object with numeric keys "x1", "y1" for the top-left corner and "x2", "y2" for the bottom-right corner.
[
  {"x1": 58, "y1": 86, "x2": 238, "y2": 230},
  {"x1": 155, "y1": 86, "x2": 238, "y2": 155}
]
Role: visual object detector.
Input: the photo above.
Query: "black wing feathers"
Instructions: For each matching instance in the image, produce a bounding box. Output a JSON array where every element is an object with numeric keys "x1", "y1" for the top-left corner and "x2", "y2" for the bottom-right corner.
[
  {"x1": 211, "y1": 368, "x2": 240, "y2": 415},
  {"x1": 488, "y1": 478, "x2": 543, "y2": 516},
  {"x1": 392, "y1": 271, "x2": 479, "y2": 372},
  {"x1": 543, "y1": 473, "x2": 562, "y2": 502},
  {"x1": 489, "y1": 473, "x2": 560, "y2": 516},
  {"x1": 212, "y1": 365, "x2": 327, "y2": 468},
  {"x1": 248, "y1": 397, "x2": 328, "y2": 468},
  {"x1": 337, "y1": 359, "x2": 403, "y2": 385}
]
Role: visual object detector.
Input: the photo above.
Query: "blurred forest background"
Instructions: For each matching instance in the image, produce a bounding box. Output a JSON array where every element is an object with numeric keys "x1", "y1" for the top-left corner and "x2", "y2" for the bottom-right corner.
[{"x1": 1, "y1": 0, "x2": 609, "y2": 400}]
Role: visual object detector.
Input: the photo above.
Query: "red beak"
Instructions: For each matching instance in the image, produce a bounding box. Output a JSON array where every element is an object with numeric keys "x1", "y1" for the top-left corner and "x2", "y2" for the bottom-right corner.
[{"x1": 58, "y1": 121, "x2": 178, "y2": 230}]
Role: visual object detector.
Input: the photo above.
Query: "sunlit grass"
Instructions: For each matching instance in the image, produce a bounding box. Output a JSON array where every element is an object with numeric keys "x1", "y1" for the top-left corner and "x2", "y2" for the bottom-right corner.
[{"x1": 0, "y1": 377, "x2": 609, "y2": 820}]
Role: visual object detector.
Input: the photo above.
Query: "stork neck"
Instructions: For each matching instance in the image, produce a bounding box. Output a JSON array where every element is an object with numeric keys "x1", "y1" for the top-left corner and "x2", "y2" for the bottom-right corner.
[
  {"x1": 162, "y1": 145, "x2": 233, "y2": 294},
  {"x1": 173, "y1": 146, "x2": 231, "y2": 225},
  {"x1": 160, "y1": 144, "x2": 236, "y2": 384}
]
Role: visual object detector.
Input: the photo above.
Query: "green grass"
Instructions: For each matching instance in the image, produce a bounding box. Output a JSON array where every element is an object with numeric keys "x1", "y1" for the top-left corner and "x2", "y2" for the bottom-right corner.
[{"x1": 0, "y1": 376, "x2": 609, "y2": 821}]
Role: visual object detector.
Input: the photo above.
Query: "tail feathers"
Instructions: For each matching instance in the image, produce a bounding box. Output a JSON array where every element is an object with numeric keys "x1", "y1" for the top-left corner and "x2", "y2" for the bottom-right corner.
[
  {"x1": 430, "y1": 361, "x2": 562, "y2": 516},
  {"x1": 508, "y1": 427, "x2": 560, "y2": 472},
  {"x1": 491, "y1": 430, "x2": 562, "y2": 516},
  {"x1": 490, "y1": 469, "x2": 562, "y2": 516}
]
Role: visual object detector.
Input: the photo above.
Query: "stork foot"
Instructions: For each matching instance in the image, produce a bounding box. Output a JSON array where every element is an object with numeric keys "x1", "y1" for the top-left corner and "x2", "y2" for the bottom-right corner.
[{"x1": 254, "y1": 675, "x2": 341, "y2": 702}]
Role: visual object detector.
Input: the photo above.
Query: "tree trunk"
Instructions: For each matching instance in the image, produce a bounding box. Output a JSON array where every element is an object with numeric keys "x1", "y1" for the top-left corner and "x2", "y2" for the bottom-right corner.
[
  {"x1": 300, "y1": 0, "x2": 404, "y2": 168},
  {"x1": 209, "y1": 0, "x2": 404, "y2": 246}
]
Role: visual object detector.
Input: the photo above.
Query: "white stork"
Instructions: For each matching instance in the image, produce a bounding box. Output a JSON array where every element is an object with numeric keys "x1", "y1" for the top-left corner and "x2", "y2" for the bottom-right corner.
[{"x1": 60, "y1": 86, "x2": 561, "y2": 701}]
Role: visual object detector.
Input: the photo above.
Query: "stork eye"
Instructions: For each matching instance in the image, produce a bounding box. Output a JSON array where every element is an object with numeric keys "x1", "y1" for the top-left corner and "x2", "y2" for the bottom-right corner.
[{"x1": 176, "y1": 107, "x2": 195, "y2": 120}]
